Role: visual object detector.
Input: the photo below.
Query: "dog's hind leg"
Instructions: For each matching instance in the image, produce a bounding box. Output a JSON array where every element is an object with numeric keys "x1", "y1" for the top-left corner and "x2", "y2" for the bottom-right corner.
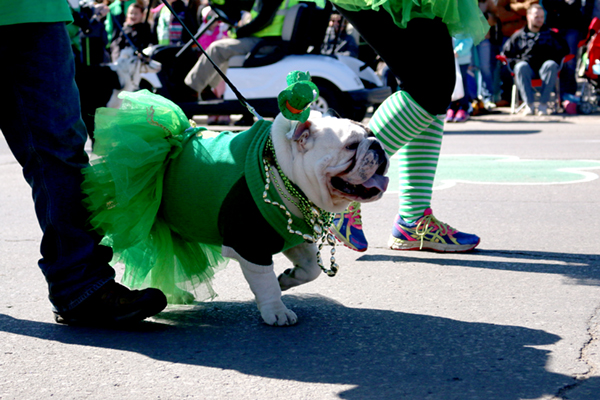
[{"x1": 279, "y1": 242, "x2": 321, "y2": 291}]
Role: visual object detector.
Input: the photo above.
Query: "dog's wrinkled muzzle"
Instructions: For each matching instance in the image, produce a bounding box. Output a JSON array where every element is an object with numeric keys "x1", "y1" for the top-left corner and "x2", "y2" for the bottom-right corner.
[{"x1": 331, "y1": 138, "x2": 389, "y2": 201}]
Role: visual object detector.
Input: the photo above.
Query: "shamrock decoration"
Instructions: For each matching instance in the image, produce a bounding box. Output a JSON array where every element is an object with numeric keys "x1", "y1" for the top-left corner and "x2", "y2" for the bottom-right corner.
[{"x1": 277, "y1": 70, "x2": 319, "y2": 123}]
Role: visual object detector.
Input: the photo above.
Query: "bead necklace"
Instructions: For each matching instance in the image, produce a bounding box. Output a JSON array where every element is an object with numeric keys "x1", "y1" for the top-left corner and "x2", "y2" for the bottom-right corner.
[{"x1": 263, "y1": 138, "x2": 339, "y2": 277}]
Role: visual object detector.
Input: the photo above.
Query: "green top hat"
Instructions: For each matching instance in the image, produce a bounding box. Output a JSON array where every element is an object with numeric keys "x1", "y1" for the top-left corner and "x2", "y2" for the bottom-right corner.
[{"x1": 277, "y1": 71, "x2": 319, "y2": 123}]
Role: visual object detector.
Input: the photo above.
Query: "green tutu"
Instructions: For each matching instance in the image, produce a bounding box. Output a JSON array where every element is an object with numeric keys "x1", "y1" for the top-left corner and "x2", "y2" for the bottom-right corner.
[
  {"x1": 82, "y1": 90, "x2": 228, "y2": 304},
  {"x1": 314, "y1": 0, "x2": 489, "y2": 44}
]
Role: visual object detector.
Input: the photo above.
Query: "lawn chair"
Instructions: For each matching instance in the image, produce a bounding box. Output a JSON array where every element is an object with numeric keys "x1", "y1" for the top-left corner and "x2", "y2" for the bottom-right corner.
[{"x1": 496, "y1": 53, "x2": 575, "y2": 114}]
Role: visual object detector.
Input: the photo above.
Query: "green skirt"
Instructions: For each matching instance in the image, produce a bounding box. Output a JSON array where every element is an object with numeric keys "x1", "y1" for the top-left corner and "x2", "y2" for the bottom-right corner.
[
  {"x1": 82, "y1": 90, "x2": 228, "y2": 304},
  {"x1": 317, "y1": 0, "x2": 489, "y2": 44}
]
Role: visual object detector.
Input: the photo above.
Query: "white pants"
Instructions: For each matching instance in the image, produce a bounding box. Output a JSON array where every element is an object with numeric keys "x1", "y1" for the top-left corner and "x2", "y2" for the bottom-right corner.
[{"x1": 184, "y1": 37, "x2": 262, "y2": 93}]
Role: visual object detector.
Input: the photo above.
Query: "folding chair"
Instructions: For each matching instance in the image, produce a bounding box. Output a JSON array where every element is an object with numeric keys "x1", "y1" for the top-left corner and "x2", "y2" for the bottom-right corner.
[{"x1": 496, "y1": 53, "x2": 575, "y2": 114}]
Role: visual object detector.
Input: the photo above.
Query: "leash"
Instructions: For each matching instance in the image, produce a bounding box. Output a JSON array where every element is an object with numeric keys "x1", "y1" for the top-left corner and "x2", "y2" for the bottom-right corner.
[
  {"x1": 160, "y1": 0, "x2": 262, "y2": 120},
  {"x1": 175, "y1": 14, "x2": 219, "y2": 58},
  {"x1": 111, "y1": 13, "x2": 149, "y2": 59}
]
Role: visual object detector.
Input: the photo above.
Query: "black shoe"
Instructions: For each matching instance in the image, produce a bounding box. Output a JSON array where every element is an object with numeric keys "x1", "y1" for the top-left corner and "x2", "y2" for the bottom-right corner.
[{"x1": 54, "y1": 281, "x2": 167, "y2": 326}]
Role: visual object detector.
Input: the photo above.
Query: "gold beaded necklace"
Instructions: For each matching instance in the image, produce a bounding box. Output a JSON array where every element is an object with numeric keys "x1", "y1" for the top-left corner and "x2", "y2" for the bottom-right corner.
[{"x1": 263, "y1": 138, "x2": 339, "y2": 277}]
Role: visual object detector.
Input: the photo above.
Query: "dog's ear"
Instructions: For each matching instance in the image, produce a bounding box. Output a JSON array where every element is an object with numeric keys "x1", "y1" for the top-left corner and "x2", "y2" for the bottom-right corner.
[
  {"x1": 290, "y1": 120, "x2": 312, "y2": 152},
  {"x1": 323, "y1": 109, "x2": 341, "y2": 119}
]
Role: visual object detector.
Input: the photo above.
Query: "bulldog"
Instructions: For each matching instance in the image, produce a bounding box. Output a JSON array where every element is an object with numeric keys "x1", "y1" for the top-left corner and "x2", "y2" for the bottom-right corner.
[
  {"x1": 84, "y1": 92, "x2": 389, "y2": 327},
  {"x1": 240, "y1": 112, "x2": 389, "y2": 325}
]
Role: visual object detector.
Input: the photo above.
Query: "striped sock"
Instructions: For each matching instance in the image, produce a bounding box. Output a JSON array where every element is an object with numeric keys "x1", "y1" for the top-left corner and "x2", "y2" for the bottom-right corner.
[
  {"x1": 396, "y1": 115, "x2": 444, "y2": 222},
  {"x1": 369, "y1": 91, "x2": 435, "y2": 156}
]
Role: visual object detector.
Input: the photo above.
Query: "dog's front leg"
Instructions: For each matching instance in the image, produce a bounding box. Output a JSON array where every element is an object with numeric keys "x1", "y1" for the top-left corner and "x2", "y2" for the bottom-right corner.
[
  {"x1": 222, "y1": 246, "x2": 297, "y2": 326},
  {"x1": 279, "y1": 242, "x2": 321, "y2": 291}
]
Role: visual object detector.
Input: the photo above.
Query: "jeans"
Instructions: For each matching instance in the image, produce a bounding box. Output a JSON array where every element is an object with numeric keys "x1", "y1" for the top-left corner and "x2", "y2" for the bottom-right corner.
[
  {"x1": 0, "y1": 22, "x2": 115, "y2": 312},
  {"x1": 514, "y1": 60, "x2": 559, "y2": 107},
  {"x1": 459, "y1": 63, "x2": 472, "y2": 109},
  {"x1": 476, "y1": 38, "x2": 501, "y2": 102},
  {"x1": 558, "y1": 28, "x2": 580, "y2": 96}
]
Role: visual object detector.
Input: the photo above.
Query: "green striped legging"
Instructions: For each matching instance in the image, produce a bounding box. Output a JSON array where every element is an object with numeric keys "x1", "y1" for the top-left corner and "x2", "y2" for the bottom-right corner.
[{"x1": 369, "y1": 90, "x2": 443, "y2": 223}]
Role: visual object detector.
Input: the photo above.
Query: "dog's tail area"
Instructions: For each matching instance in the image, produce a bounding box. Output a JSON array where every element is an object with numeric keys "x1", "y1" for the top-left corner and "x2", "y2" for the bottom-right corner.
[{"x1": 82, "y1": 90, "x2": 228, "y2": 304}]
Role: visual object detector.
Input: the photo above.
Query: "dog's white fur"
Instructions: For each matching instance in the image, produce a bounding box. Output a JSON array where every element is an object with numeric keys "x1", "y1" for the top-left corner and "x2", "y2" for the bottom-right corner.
[
  {"x1": 224, "y1": 112, "x2": 388, "y2": 326},
  {"x1": 271, "y1": 112, "x2": 387, "y2": 213}
]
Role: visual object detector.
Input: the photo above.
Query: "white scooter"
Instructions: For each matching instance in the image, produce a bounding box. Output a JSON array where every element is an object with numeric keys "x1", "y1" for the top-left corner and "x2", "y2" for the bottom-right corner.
[{"x1": 142, "y1": 1, "x2": 390, "y2": 121}]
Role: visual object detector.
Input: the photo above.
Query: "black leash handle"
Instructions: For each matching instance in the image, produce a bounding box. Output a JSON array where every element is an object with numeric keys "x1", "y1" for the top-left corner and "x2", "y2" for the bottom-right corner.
[{"x1": 160, "y1": 0, "x2": 262, "y2": 120}]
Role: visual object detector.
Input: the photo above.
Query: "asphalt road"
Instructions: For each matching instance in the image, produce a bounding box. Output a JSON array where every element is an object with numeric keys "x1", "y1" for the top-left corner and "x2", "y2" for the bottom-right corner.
[{"x1": 1, "y1": 110, "x2": 599, "y2": 399}]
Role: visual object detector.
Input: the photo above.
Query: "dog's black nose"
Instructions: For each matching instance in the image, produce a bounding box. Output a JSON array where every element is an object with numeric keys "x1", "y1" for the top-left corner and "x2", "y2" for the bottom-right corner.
[
  {"x1": 369, "y1": 141, "x2": 388, "y2": 174},
  {"x1": 368, "y1": 140, "x2": 383, "y2": 152},
  {"x1": 369, "y1": 141, "x2": 386, "y2": 161}
]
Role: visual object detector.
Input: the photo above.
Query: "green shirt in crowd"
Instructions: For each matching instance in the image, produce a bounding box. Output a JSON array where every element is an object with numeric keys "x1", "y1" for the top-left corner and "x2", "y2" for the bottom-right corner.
[{"x1": 0, "y1": 0, "x2": 73, "y2": 26}]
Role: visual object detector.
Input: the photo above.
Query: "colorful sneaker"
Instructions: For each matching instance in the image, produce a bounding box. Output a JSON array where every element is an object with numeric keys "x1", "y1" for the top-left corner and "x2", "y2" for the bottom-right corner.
[
  {"x1": 388, "y1": 208, "x2": 480, "y2": 252},
  {"x1": 329, "y1": 202, "x2": 368, "y2": 252},
  {"x1": 444, "y1": 109, "x2": 455, "y2": 123}
]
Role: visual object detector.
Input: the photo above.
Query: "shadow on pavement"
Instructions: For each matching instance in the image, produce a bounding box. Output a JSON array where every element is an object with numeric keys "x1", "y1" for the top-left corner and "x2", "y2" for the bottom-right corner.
[
  {"x1": 359, "y1": 250, "x2": 600, "y2": 286},
  {"x1": 0, "y1": 294, "x2": 586, "y2": 399},
  {"x1": 443, "y1": 129, "x2": 541, "y2": 135},
  {"x1": 469, "y1": 116, "x2": 580, "y2": 124}
]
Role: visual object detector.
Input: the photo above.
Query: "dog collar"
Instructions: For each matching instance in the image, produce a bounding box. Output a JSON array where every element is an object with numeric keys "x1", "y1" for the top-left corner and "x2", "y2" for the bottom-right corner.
[{"x1": 263, "y1": 137, "x2": 339, "y2": 277}]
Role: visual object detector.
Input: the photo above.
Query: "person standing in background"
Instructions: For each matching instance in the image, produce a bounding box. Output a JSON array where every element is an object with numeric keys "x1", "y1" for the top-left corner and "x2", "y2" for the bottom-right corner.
[
  {"x1": 328, "y1": 0, "x2": 486, "y2": 253},
  {"x1": 541, "y1": 0, "x2": 585, "y2": 98}
]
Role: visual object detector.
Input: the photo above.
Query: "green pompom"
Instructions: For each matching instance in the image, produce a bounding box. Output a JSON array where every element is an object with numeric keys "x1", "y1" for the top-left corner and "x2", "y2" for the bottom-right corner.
[
  {"x1": 278, "y1": 70, "x2": 319, "y2": 122},
  {"x1": 286, "y1": 70, "x2": 311, "y2": 86}
]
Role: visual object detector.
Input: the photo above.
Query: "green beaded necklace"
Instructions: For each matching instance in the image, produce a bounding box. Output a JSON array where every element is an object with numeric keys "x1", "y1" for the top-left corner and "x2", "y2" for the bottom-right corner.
[{"x1": 263, "y1": 138, "x2": 339, "y2": 277}]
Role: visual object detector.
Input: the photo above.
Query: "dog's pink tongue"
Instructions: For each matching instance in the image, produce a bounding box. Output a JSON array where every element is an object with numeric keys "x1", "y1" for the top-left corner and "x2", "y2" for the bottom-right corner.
[{"x1": 362, "y1": 175, "x2": 389, "y2": 192}]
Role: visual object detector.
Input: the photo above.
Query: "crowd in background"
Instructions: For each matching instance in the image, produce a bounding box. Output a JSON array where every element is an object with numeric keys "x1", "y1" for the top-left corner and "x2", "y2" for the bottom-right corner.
[
  {"x1": 70, "y1": 0, "x2": 600, "y2": 128},
  {"x1": 68, "y1": 0, "x2": 207, "y2": 134},
  {"x1": 466, "y1": 0, "x2": 600, "y2": 120}
]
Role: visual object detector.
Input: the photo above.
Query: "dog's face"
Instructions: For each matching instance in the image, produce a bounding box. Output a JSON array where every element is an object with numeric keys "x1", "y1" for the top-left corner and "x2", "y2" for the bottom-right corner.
[{"x1": 271, "y1": 111, "x2": 389, "y2": 213}]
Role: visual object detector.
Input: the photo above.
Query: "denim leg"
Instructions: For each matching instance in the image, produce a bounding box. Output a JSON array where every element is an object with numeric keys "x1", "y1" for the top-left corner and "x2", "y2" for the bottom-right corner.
[
  {"x1": 0, "y1": 23, "x2": 115, "y2": 312},
  {"x1": 539, "y1": 60, "x2": 559, "y2": 105},
  {"x1": 514, "y1": 61, "x2": 536, "y2": 106},
  {"x1": 559, "y1": 29, "x2": 579, "y2": 95},
  {"x1": 458, "y1": 64, "x2": 472, "y2": 110},
  {"x1": 476, "y1": 39, "x2": 495, "y2": 101}
]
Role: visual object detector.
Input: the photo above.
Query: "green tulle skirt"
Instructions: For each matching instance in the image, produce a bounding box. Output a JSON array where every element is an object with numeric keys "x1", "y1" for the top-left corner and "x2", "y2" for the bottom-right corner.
[
  {"x1": 82, "y1": 90, "x2": 229, "y2": 304},
  {"x1": 315, "y1": 0, "x2": 489, "y2": 44}
]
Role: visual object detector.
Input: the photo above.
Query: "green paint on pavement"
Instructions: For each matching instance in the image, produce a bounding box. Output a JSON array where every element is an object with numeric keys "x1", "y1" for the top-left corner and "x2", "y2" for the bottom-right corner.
[{"x1": 385, "y1": 155, "x2": 600, "y2": 192}]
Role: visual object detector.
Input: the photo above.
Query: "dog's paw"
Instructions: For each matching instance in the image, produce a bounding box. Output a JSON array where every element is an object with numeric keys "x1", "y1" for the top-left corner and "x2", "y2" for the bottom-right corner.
[{"x1": 259, "y1": 300, "x2": 298, "y2": 326}]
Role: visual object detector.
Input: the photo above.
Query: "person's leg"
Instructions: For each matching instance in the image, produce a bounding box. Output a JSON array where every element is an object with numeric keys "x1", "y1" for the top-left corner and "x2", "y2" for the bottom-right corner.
[
  {"x1": 330, "y1": 11, "x2": 444, "y2": 251},
  {"x1": 0, "y1": 22, "x2": 166, "y2": 323},
  {"x1": 538, "y1": 60, "x2": 559, "y2": 109},
  {"x1": 559, "y1": 28, "x2": 579, "y2": 96},
  {"x1": 393, "y1": 114, "x2": 444, "y2": 220},
  {"x1": 332, "y1": 9, "x2": 480, "y2": 252},
  {"x1": 453, "y1": 63, "x2": 472, "y2": 122},
  {"x1": 513, "y1": 61, "x2": 536, "y2": 112},
  {"x1": 476, "y1": 39, "x2": 495, "y2": 103},
  {"x1": 339, "y1": 11, "x2": 452, "y2": 209},
  {"x1": 184, "y1": 37, "x2": 261, "y2": 94}
]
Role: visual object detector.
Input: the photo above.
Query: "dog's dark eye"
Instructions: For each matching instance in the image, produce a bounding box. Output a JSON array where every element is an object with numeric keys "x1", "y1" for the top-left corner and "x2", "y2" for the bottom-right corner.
[{"x1": 346, "y1": 142, "x2": 359, "y2": 151}]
